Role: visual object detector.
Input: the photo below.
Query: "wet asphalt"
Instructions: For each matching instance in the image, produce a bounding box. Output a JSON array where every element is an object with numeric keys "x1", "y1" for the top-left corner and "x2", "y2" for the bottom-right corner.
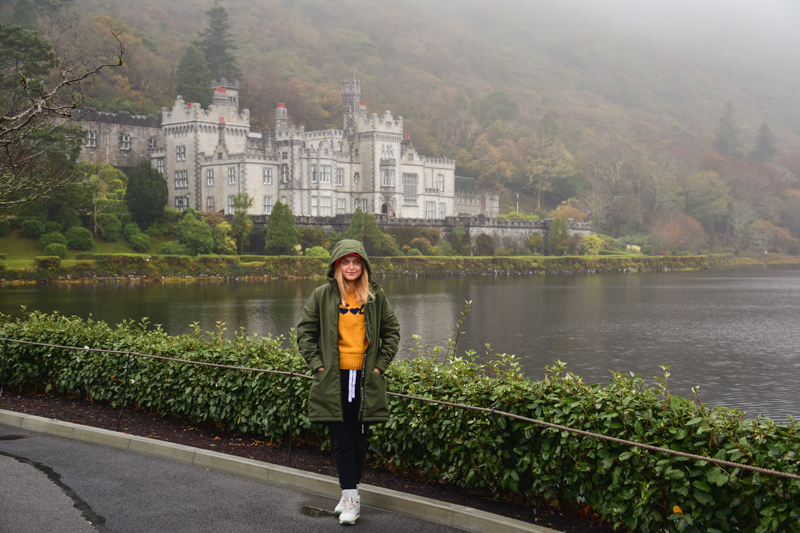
[{"x1": 0, "y1": 424, "x2": 463, "y2": 533}]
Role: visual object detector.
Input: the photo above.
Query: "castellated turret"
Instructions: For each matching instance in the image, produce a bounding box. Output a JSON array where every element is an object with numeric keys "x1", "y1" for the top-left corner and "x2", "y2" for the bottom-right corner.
[
  {"x1": 212, "y1": 78, "x2": 240, "y2": 109},
  {"x1": 276, "y1": 103, "x2": 288, "y2": 130},
  {"x1": 341, "y1": 78, "x2": 361, "y2": 118}
]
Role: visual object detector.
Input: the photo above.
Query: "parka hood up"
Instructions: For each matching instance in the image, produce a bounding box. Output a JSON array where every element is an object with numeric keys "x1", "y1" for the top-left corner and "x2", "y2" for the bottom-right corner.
[{"x1": 327, "y1": 239, "x2": 373, "y2": 281}]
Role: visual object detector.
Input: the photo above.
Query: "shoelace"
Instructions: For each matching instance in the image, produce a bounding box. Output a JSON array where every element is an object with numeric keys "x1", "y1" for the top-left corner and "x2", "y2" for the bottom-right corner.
[{"x1": 343, "y1": 497, "x2": 357, "y2": 512}]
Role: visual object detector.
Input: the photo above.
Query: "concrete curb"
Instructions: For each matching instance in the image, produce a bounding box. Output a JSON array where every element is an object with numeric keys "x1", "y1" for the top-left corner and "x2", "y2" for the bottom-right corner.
[{"x1": 0, "y1": 409, "x2": 557, "y2": 533}]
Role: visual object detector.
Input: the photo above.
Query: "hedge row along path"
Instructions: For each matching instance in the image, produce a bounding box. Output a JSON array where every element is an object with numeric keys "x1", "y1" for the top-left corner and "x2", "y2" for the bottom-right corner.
[{"x1": 2, "y1": 336, "x2": 798, "y2": 483}]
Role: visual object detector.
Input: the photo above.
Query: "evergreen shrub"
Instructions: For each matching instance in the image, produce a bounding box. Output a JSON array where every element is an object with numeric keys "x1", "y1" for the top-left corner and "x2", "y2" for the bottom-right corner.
[
  {"x1": 97, "y1": 214, "x2": 122, "y2": 242},
  {"x1": 124, "y1": 223, "x2": 151, "y2": 253},
  {"x1": 0, "y1": 311, "x2": 797, "y2": 532},
  {"x1": 57, "y1": 207, "x2": 82, "y2": 231},
  {"x1": 0, "y1": 220, "x2": 9, "y2": 236},
  {"x1": 66, "y1": 227, "x2": 95, "y2": 251},
  {"x1": 39, "y1": 232, "x2": 67, "y2": 249},
  {"x1": 159, "y1": 241, "x2": 190, "y2": 255},
  {"x1": 406, "y1": 248, "x2": 423, "y2": 256},
  {"x1": 305, "y1": 246, "x2": 330, "y2": 259},
  {"x1": 45, "y1": 221, "x2": 63, "y2": 234},
  {"x1": 21, "y1": 219, "x2": 45, "y2": 239},
  {"x1": 43, "y1": 243, "x2": 67, "y2": 259}
]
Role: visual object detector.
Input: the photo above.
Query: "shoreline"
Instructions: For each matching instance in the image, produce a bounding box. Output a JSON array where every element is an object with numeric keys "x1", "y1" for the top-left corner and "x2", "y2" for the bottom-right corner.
[{"x1": 1, "y1": 253, "x2": 798, "y2": 286}]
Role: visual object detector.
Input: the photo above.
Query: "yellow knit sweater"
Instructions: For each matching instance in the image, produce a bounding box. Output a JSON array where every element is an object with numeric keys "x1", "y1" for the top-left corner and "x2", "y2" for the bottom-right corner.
[{"x1": 338, "y1": 290, "x2": 369, "y2": 370}]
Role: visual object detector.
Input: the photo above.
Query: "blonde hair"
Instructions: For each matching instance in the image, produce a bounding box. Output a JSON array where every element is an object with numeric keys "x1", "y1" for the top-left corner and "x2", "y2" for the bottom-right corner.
[{"x1": 334, "y1": 258, "x2": 374, "y2": 306}]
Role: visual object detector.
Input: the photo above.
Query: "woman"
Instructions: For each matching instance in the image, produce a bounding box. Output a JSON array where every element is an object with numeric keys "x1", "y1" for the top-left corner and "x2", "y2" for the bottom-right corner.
[{"x1": 297, "y1": 239, "x2": 400, "y2": 525}]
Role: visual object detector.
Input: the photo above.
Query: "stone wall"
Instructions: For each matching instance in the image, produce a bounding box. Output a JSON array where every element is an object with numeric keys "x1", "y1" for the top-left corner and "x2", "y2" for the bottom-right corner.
[{"x1": 248, "y1": 213, "x2": 592, "y2": 249}]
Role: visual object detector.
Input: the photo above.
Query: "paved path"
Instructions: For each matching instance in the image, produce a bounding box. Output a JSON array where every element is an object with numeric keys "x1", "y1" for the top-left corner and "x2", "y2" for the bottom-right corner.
[{"x1": 0, "y1": 424, "x2": 462, "y2": 533}]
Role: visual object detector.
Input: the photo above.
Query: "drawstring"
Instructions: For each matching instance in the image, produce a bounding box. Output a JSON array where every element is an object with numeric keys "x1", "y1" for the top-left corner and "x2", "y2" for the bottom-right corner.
[{"x1": 347, "y1": 370, "x2": 357, "y2": 402}]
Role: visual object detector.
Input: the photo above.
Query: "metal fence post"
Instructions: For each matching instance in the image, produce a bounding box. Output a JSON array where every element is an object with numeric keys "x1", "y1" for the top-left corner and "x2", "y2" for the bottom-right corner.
[
  {"x1": 288, "y1": 370, "x2": 295, "y2": 468},
  {"x1": 0, "y1": 338, "x2": 7, "y2": 402},
  {"x1": 116, "y1": 351, "x2": 133, "y2": 432}
]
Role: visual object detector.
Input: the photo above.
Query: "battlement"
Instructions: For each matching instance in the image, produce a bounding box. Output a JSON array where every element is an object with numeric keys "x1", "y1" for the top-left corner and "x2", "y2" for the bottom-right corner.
[
  {"x1": 274, "y1": 125, "x2": 306, "y2": 139},
  {"x1": 160, "y1": 96, "x2": 249, "y2": 125},
  {"x1": 77, "y1": 109, "x2": 160, "y2": 128},
  {"x1": 358, "y1": 111, "x2": 403, "y2": 132},
  {"x1": 212, "y1": 78, "x2": 240, "y2": 89},
  {"x1": 341, "y1": 78, "x2": 361, "y2": 95},
  {"x1": 423, "y1": 156, "x2": 455, "y2": 167}
]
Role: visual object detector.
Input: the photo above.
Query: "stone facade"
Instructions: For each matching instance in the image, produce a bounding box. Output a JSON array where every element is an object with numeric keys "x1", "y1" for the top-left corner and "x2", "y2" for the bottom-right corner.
[
  {"x1": 148, "y1": 78, "x2": 496, "y2": 219},
  {"x1": 75, "y1": 110, "x2": 162, "y2": 174}
]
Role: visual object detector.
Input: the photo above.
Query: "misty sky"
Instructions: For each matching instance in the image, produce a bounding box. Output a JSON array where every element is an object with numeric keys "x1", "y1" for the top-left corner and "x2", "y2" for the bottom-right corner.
[{"x1": 554, "y1": 0, "x2": 800, "y2": 70}]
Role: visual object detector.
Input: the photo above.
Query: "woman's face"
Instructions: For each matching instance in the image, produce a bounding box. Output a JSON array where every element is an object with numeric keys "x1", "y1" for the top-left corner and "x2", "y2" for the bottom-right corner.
[{"x1": 338, "y1": 255, "x2": 363, "y2": 283}]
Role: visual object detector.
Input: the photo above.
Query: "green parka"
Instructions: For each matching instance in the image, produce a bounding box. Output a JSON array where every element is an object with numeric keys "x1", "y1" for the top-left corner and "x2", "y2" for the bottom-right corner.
[{"x1": 297, "y1": 239, "x2": 400, "y2": 423}]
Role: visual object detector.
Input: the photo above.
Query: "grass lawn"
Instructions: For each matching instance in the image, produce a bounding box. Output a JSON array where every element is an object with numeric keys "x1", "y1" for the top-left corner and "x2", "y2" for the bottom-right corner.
[{"x1": 0, "y1": 229, "x2": 170, "y2": 265}]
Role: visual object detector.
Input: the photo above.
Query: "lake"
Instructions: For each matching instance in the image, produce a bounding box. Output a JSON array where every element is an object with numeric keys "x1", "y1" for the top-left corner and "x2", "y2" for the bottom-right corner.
[{"x1": 2, "y1": 265, "x2": 798, "y2": 421}]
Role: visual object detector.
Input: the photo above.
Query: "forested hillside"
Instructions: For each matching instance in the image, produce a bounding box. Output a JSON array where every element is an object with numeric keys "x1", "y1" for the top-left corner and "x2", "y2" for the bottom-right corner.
[{"x1": 4, "y1": 0, "x2": 800, "y2": 253}]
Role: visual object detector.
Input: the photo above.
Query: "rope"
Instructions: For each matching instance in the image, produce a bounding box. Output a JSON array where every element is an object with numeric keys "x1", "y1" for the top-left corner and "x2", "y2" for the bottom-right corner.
[
  {"x1": 2, "y1": 337, "x2": 798, "y2": 481},
  {"x1": 388, "y1": 392, "x2": 800, "y2": 481}
]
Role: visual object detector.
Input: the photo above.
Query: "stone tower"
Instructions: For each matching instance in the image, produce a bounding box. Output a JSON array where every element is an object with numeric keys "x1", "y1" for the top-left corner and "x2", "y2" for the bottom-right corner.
[
  {"x1": 341, "y1": 77, "x2": 364, "y2": 153},
  {"x1": 211, "y1": 78, "x2": 240, "y2": 110},
  {"x1": 275, "y1": 103, "x2": 288, "y2": 130}
]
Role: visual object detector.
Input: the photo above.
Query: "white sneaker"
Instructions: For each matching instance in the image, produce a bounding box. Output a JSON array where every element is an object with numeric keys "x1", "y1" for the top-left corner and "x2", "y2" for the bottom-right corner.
[
  {"x1": 334, "y1": 485, "x2": 359, "y2": 516},
  {"x1": 338, "y1": 489, "x2": 360, "y2": 525}
]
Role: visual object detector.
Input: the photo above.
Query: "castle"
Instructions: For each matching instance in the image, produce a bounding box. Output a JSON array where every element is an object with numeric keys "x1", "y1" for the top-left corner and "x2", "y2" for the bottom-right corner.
[{"x1": 77, "y1": 78, "x2": 499, "y2": 219}]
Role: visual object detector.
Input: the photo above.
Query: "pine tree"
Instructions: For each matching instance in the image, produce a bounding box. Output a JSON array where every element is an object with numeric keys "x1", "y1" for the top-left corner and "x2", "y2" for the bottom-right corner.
[
  {"x1": 750, "y1": 122, "x2": 777, "y2": 163},
  {"x1": 12, "y1": 0, "x2": 40, "y2": 32},
  {"x1": 174, "y1": 45, "x2": 211, "y2": 107},
  {"x1": 713, "y1": 102, "x2": 743, "y2": 157},
  {"x1": 125, "y1": 161, "x2": 168, "y2": 229},
  {"x1": 230, "y1": 192, "x2": 253, "y2": 254},
  {"x1": 196, "y1": 2, "x2": 241, "y2": 81},
  {"x1": 344, "y1": 207, "x2": 383, "y2": 256},
  {"x1": 264, "y1": 201, "x2": 298, "y2": 255}
]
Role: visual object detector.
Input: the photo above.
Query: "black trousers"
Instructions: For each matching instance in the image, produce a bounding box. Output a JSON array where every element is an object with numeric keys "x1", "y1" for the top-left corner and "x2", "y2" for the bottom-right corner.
[{"x1": 327, "y1": 370, "x2": 370, "y2": 490}]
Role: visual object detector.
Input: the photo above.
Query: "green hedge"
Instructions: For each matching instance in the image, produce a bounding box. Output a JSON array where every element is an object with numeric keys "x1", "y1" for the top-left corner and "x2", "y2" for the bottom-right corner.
[
  {"x1": 33, "y1": 256, "x2": 61, "y2": 270},
  {"x1": 0, "y1": 311, "x2": 797, "y2": 532}
]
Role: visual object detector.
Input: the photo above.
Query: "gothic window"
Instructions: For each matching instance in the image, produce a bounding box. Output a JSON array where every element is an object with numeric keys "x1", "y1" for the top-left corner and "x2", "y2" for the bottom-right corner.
[
  {"x1": 336, "y1": 198, "x2": 346, "y2": 215},
  {"x1": 206, "y1": 196, "x2": 215, "y2": 212},
  {"x1": 311, "y1": 195, "x2": 318, "y2": 216},
  {"x1": 148, "y1": 136, "x2": 157, "y2": 149},
  {"x1": 321, "y1": 165, "x2": 331, "y2": 184},
  {"x1": 175, "y1": 196, "x2": 188, "y2": 212},
  {"x1": 206, "y1": 169, "x2": 214, "y2": 186},
  {"x1": 280, "y1": 195, "x2": 288, "y2": 205},
  {"x1": 174, "y1": 171, "x2": 188, "y2": 189},
  {"x1": 227, "y1": 195, "x2": 235, "y2": 214},
  {"x1": 321, "y1": 197, "x2": 332, "y2": 216},
  {"x1": 85, "y1": 130, "x2": 97, "y2": 148},
  {"x1": 119, "y1": 133, "x2": 131, "y2": 151},
  {"x1": 282, "y1": 152, "x2": 288, "y2": 159},
  {"x1": 353, "y1": 172, "x2": 360, "y2": 184},
  {"x1": 437, "y1": 174, "x2": 445, "y2": 192},
  {"x1": 439, "y1": 203, "x2": 446, "y2": 219},
  {"x1": 281, "y1": 164, "x2": 289, "y2": 183},
  {"x1": 228, "y1": 167, "x2": 236, "y2": 185},
  {"x1": 157, "y1": 159, "x2": 165, "y2": 175},
  {"x1": 263, "y1": 195, "x2": 273, "y2": 214},
  {"x1": 310, "y1": 164, "x2": 318, "y2": 183},
  {"x1": 354, "y1": 199, "x2": 368, "y2": 212},
  {"x1": 381, "y1": 168, "x2": 395, "y2": 187},
  {"x1": 337, "y1": 141, "x2": 343, "y2": 152},
  {"x1": 402, "y1": 173, "x2": 418, "y2": 202},
  {"x1": 176, "y1": 145, "x2": 186, "y2": 161},
  {"x1": 336, "y1": 168, "x2": 344, "y2": 186},
  {"x1": 380, "y1": 144, "x2": 394, "y2": 159},
  {"x1": 426, "y1": 201, "x2": 436, "y2": 219},
  {"x1": 263, "y1": 167, "x2": 272, "y2": 185}
]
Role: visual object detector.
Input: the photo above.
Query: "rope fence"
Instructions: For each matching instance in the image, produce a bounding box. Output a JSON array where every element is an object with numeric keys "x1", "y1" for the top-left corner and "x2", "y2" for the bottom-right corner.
[{"x1": 1, "y1": 336, "x2": 798, "y2": 482}]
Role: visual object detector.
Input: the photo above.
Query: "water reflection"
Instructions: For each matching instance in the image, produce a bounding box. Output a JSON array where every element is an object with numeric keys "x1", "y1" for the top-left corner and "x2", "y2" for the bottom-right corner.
[{"x1": 1, "y1": 266, "x2": 799, "y2": 420}]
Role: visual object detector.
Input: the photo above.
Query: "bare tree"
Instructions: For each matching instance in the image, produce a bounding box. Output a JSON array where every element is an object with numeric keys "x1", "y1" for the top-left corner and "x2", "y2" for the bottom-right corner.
[{"x1": 0, "y1": 24, "x2": 125, "y2": 219}]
